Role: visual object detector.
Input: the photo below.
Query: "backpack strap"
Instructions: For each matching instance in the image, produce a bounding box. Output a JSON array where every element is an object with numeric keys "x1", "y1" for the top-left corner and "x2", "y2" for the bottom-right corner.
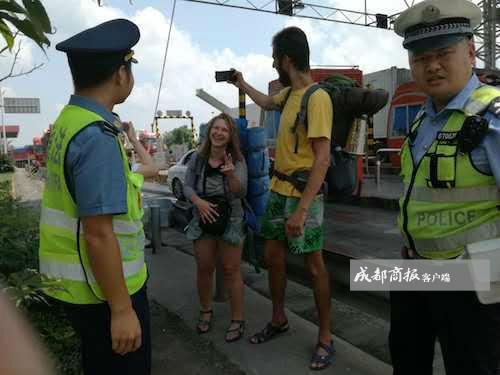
[
  {"x1": 291, "y1": 84, "x2": 322, "y2": 153},
  {"x1": 279, "y1": 87, "x2": 293, "y2": 112},
  {"x1": 192, "y1": 151, "x2": 205, "y2": 194}
]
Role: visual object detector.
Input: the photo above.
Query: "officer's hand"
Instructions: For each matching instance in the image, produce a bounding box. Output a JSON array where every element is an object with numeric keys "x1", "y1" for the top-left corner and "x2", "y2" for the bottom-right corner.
[
  {"x1": 285, "y1": 208, "x2": 307, "y2": 238},
  {"x1": 122, "y1": 122, "x2": 138, "y2": 142},
  {"x1": 230, "y1": 70, "x2": 244, "y2": 89},
  {"x1": 111, "y1": 306, "x2": 142, "y2": 355}
]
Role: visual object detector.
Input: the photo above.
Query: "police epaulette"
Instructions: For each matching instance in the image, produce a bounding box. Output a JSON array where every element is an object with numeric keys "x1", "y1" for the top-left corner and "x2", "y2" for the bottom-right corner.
[
  {"x1": 98, "y1": 121, "x2": 120, "y2": 136},
  {"x1": 487, "y1": 97, "x2": 500, "y2": 117},
  {"x1": 101, "y1": 127, "x2": 118, "y2": 137}
]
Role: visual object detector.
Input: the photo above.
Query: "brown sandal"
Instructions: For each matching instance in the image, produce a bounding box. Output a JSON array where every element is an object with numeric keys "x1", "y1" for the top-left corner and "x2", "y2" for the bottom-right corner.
[
  {"x1": 310, "y1": 340, "x2": 335, "y2": 371},
  {"x1": 225, "y1": 320, "x2": 245, "y2": 343},
  {"x1": 249, "y1": 320, "x2": 289, "y2": 344},
  {"x1": 196, "y1": 309, "x2": 213, "y2": 334}
]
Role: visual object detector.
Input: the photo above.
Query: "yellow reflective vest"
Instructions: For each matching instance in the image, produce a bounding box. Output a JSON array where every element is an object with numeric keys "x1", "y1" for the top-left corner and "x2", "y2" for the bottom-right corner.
[
  {"x1": 398, "y1": 85, "x2": 500, "y2": 259},
  {"x1": 39, "y1": 104, "x2": 147, "y2": 304}
]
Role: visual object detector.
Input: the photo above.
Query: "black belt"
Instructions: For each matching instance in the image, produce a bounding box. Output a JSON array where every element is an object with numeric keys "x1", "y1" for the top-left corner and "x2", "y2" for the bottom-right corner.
[{"x1": 271, "y1": 169, "x2": 326, "y2": 194}]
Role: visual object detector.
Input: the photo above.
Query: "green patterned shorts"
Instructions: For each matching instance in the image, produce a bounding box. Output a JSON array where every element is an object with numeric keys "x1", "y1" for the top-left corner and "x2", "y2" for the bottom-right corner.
[{"x1": 260, "y1": 191, "x2": 324, "y2": 254}]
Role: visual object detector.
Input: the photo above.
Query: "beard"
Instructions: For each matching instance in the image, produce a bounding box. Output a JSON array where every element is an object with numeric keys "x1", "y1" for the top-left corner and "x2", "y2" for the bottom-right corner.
[{"x1": 277, "y1": 66, "x2": 291, "y2": 87}]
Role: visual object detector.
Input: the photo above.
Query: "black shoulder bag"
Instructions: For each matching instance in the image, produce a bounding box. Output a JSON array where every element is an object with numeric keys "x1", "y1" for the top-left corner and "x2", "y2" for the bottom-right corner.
[{"x1": 199, "y1": 163, "x2": 231, "y2": 236}]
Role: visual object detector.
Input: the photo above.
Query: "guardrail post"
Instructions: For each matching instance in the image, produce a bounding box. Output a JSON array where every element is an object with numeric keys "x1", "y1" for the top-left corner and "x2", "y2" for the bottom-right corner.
[
  {"x1": 376, "y1": 160, "x2": 381, "y2": 189},
  {"x1": 150, "y1": 204, "x2": 161, "y2": 254},
  {"x1": 364, "y1": 154, "x2": 370, "y2": 176}
]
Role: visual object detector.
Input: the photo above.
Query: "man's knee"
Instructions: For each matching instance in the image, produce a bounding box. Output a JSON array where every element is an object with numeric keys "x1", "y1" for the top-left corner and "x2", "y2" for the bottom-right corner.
[
  {"x1": 305, "y1": 252, "x2": 327, "y2": 278},
  {"x1": 264, "y1": 241, "x2": 286, "y2": 269}
]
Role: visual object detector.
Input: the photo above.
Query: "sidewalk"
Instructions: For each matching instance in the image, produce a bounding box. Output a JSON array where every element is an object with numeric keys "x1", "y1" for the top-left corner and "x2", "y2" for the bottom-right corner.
[
  {"x1": 13, "y1": 167, "x2": 43, "y2": 204},
  {"x1": 146, "y1": 244, "x2": 393, "y2": 375}
]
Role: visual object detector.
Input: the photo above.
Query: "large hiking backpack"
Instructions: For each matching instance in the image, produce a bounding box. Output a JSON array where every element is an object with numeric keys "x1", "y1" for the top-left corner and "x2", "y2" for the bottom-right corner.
[{"x1": 280, "y1": 74, "x2": 389, "y2": 201}]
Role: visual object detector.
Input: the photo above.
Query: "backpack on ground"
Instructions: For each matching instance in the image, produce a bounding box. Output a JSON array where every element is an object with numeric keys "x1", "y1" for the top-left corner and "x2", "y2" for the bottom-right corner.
[{"x1": 279, "y1": 74, "x2": 389, "y2": 201}]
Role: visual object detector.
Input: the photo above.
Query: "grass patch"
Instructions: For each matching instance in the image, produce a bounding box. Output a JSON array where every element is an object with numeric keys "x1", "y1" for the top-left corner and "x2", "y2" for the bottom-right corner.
[{"x1": 0, "y1": 172, "x2": 12, "y2": 183}]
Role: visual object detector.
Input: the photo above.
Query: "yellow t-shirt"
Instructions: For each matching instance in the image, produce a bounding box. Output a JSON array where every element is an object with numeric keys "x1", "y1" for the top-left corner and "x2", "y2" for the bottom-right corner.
[{"x1": 271, "y1": 85, "x2": 333, "y2": 198}]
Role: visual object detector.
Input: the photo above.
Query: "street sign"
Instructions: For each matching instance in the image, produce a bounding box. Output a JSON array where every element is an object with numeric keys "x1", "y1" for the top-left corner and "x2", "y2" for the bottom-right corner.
[
  {"x1": 4, "y1": 97, "x2": 40, "y2": 114},
  {"x1": 166, "y1": 110, "x2": 182, "y2": 117}
]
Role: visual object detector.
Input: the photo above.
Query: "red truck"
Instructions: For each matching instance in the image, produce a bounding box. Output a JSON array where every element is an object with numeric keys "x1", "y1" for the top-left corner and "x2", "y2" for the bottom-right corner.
[
  {"x1": 138, "y1": 130, "x2": 158, "y2": 155},
  {"x1": 12, "y1": 146, "x2": 34, "y2": 168}
]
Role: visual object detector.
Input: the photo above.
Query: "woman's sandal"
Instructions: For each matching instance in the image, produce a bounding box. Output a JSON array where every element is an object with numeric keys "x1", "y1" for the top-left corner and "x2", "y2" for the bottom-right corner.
[
  {"x1": 196, "y1": 309, "x2": 213, "y2": 334},
  {"x1": 249, "y1": 320, "x2": 289, "y2": 344},
  {"x1": 225, "y1": 320, "x2": 245, "y2": 343},
  {"x1": 310, "y1": 340, "x2": 335, "y2": 371}
]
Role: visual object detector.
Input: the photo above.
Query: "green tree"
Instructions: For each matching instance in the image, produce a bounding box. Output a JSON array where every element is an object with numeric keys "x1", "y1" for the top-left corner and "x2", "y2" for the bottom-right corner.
[
  {"x1": 0, "y1": 0, "x2": 52, "y2": 51},
  {"x1": 163, "y1": 125, "x2": 192, "y2": 147}
]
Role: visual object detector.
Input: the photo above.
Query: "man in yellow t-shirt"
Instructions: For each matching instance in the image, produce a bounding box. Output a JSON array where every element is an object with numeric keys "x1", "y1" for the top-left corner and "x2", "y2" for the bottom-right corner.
[{"x1": 232, "y1": 26, "x2": 334, "y2": 371}]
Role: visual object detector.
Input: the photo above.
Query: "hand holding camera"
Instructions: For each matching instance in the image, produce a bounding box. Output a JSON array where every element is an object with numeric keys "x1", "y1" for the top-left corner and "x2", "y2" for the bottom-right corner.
[{"x1": 215, "y1": 68, "x2": 244, "y2": 89}]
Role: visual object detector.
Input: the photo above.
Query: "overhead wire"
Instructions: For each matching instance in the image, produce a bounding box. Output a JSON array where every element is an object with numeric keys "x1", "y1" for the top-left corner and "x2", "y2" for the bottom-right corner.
[{"x1": 153, "y1": 0, "x2": 178, "y2": 124}]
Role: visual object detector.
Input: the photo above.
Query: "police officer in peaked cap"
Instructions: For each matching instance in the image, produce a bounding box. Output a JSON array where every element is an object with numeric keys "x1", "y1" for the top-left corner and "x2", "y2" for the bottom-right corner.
[
  {"x1": 39, "y1": 19, "x2": 152, "y2": 375},
  {"x1": 391, "y1": 1, "x2": 500, "y2": 374}
]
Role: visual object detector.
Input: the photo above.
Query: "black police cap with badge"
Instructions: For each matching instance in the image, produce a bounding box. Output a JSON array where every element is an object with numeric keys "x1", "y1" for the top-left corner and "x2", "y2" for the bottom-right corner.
[
  {"x1": 56, "y1": 19, "x2": 140, "y2": 135},
  {"x1": 56, "y1": 18, "x2": 140, "y2": 69},
  {"x1": 395, "y1": 0, "x2": 492, "y2": 154}
]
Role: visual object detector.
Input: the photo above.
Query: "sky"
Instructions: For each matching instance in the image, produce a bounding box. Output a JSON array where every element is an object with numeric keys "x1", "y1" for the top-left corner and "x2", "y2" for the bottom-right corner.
[{"x1": 1, "y1": 0, "x2": 421, "y2": 147}]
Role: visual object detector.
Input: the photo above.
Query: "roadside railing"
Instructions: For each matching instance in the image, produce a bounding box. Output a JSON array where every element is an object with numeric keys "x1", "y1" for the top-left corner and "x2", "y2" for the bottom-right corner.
[{"x1": 375, "y1": 148, "x2": 401, "y2": 188}]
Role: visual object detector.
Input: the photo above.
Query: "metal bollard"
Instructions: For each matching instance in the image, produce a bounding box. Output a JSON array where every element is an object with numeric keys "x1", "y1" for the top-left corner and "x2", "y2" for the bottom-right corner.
[
  {"x1": 376, "y1": 160, "x2": 381, "y2": 190},
  {"x1": 150, "y1": 204, "x2": 161, "y2": 254},
  {"x1": 213, "y1": 256, "x2": 227, "y2": 302}
]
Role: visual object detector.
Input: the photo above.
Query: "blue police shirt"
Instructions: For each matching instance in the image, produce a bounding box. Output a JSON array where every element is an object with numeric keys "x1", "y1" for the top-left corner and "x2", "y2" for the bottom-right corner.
[
  {"x1": 411, "y1": 74, "x2": 500, "y2": 187},
  {"x1": 64, "y1": 95, "x2": 127, "y2": 217}
]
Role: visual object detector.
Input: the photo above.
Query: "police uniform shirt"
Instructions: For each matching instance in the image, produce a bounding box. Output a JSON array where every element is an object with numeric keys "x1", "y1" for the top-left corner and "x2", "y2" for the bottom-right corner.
[
  {"x1": 64, "y1": 95, "x2": 127, "y2": 217},
  {"x1": 410, "y1": 74, "x2": 500, "y2": 187}
]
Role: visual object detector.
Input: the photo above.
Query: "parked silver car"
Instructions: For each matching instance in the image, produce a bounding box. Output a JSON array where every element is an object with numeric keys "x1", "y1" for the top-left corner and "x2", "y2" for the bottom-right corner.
[{"x1": 167, "y1": 149, "x2": 196, "y2": 200}]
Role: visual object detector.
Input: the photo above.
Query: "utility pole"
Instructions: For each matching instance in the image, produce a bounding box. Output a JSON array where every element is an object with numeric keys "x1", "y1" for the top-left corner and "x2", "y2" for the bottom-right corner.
[
  {"x1": 1, "y1": 89, "x2": 6, "y2": 155},
  {"x1": 474, "y1": 0, "x2": 500, "y2": 69}
]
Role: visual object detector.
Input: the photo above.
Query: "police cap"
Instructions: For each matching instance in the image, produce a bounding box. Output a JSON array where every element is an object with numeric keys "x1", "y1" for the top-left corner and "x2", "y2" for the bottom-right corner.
[
  {"x1": 56, "y1": 18, "x2": 140, "y2": 67},
  {"x1": 394, "y1": 0, "x2": 481, "y2": 54}
]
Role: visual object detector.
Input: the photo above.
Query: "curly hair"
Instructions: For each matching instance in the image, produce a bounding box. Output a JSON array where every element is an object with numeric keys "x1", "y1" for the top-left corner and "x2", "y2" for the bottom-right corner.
[{"x1": 198, "y1": 113, "x2": 243, "y2": 161}]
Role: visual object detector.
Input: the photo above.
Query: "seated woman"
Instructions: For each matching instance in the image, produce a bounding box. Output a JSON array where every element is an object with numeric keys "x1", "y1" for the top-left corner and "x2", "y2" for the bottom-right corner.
[
  {"x1": 122, "y1": 122, "x2": 160, "y2": 178},
  {"x1": 183, "y1": 113, "x2": 247, "y2": 342}
]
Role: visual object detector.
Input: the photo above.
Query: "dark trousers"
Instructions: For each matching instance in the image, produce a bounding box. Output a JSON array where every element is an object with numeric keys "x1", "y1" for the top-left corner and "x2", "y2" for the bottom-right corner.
[
  {"x1": 63, "y1": 286, "x2": 151, "y2": 375},
  {"x1": 389, "y1": 290, "x2": 500, "y2": 375}
]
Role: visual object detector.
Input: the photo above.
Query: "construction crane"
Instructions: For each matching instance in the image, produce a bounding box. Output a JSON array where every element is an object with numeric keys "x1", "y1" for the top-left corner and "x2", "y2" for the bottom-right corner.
[
  {"x1": 195, "y1": 89, "x2": 231, "y2": 113},
  {"x1": 181, "y1": 0, "x2": 499, "y2": 69}
]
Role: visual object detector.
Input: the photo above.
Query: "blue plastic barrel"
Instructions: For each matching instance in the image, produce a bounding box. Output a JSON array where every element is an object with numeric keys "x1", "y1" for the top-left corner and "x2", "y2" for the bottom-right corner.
[
  {"x1": 248, "y1": 175, "x2": 269, "y2": 196},
  {"x1": 248, "y1": 191, "x2": 269, "y2": 216},
  {"x1": 247, "y1": 127, "x2": 266, "y2": 151},
  {"x1": 247, "y1": 150, "x2": 269, "y2": 178}
]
